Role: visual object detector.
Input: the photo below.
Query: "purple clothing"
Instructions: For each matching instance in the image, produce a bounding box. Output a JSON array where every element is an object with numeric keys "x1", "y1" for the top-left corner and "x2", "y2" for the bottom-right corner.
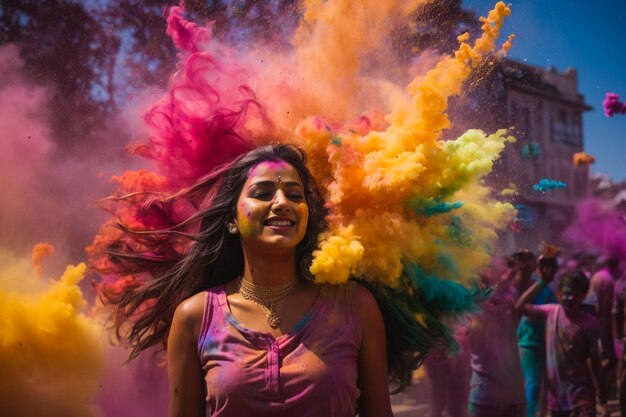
[
  {"x1": 424, "y1": 324, "x2": 471, "y2": 417},
  {"x1": 198, "y1": 283, "x2": 362, "y2": 416},
  {"x1": 613, "y1": 277, "x2": 626, "y2": 312},
  {"x1": 585, "y1": 268, "x2": 616, "y2": 359},
  {"x1": 612, "y1": 276, "x2": 626, "y2": 331},
  {"x1": 525, "y1": 304, "x2": 600, "y2": 412},
  {"x1": 613, "y1": 277, "x2": 626, "y2": 356},
  {"x1": 468, "y1": 284, "x2": 525, "y2": 406}
]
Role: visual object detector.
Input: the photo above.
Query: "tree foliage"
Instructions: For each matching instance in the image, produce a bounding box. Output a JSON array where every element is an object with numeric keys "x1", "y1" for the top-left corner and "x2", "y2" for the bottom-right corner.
[{"x1": 1, "y1": 0, "x2": 119, "y2": 143}]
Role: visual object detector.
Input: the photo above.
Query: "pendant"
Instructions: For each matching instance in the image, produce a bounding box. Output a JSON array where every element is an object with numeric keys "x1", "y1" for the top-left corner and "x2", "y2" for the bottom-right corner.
[{"x1": 267, "y1": 311, "x2": 281, "y2": 329}]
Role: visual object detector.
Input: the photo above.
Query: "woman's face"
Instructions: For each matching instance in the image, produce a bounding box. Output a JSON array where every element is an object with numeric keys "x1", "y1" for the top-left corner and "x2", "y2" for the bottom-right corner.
[{"x1": 234, "y1": 160, "x2": 309, "y2": 251}]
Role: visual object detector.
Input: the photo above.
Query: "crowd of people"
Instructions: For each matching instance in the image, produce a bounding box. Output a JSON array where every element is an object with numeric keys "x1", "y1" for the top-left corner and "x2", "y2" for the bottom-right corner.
[{"x1": 425, "y1": 249, "x2": 626, "y2": 417}]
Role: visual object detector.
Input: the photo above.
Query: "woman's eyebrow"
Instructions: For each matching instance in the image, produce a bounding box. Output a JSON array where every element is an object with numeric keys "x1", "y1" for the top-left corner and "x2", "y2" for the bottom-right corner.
[{"x1": 250, "y1": 180, "x2": 303, "y2": 188}]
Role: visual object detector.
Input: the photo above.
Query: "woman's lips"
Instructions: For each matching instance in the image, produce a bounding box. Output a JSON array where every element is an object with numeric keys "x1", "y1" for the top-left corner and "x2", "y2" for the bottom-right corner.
[{"x1": 264, "y1": 218, "x2": 295, "y2": 231}]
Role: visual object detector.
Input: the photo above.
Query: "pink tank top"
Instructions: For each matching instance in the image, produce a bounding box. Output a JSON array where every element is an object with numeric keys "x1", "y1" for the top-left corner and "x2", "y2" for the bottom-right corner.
[{"x1": 197, "y1": 282, "x2": 362, "y2": 416}]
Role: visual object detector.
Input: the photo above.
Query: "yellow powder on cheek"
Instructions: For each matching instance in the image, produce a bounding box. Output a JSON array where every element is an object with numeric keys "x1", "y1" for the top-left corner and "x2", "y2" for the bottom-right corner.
[
  {"x1": 236, "y1": 208, "x2": 254, "y2": 237},
  {"x1": 297, "y1": 203, "x2": 309, "y2": 236}
]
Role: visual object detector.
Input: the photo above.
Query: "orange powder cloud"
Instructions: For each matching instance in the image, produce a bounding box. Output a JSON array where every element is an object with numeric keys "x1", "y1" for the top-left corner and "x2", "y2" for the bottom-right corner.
[{"x1": 31, "y1": 242, "x2": 54, "y2": 279}]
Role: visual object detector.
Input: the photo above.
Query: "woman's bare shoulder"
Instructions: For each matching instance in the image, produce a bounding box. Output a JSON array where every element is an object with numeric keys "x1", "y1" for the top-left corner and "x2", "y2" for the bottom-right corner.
[
  {"x1": 351, "y1": 282, "x2": 379, "y2": 311},
  {"x1": 173, "y1": 292, "x2": 206, "y2": 328}
]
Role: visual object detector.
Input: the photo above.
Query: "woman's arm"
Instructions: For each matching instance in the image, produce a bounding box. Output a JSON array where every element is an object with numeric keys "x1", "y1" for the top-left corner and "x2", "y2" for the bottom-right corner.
[
  {"x1": 514, "y1": 280, "x2": 544, "y2": 314},
  {"x1": 515, "y1": 256, "x2": 557, "y2": 314},
  {"x1": 354, "y1": 284, "x2": 393, "y2": 417},
  {"x1": 167, "y1": 293, "x2": 206, "y2": 417}
]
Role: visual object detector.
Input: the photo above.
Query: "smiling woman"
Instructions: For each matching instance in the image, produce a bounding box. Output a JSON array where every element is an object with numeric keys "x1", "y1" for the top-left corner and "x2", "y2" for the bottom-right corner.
[
  {"x1": 98, "y1": 144, "x2": 399, "y2": 417},
  {"x1": 233, "y1": 160, "x2": 309, "y2": 250}
]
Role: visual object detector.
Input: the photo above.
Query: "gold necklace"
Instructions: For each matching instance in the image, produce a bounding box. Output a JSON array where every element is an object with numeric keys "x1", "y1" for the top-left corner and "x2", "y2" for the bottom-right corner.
[{"x1": 239, "y1": 278, "x2": 298, "y2": 328}]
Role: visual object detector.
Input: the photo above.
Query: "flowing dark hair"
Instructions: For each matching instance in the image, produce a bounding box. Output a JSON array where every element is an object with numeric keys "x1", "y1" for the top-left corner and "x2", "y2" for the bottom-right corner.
[
  {"x1": 98, "y1": 144, "x2": 326, "y2": 360},
  {"x1": 96, "y1": 143, "x2": 451, "y2": 393}
]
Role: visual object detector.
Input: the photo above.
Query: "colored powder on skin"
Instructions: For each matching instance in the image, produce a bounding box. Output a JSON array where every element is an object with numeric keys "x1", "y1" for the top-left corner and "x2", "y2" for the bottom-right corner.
[
  {"x1": 248, "y1": 160, "x2": 291, "y2": 178},
  {"x1": 532, "y1": 178, "x2": 567, "y2": 193},
  {"x1": 236, "y1": 201, "x2": 252, "y2": 236},
  {"x1": 296, "y1": 203, "x2": 309, "y2": 237},
  {"x1": 565, "y1": 198, "x2": 626, "y2": 259},
  {"x1": 602, "y1": 92, "x2": 626, "y2": 117},
  {"x1": 0, "y1": 248, "x2": 105, "y2": 417}
]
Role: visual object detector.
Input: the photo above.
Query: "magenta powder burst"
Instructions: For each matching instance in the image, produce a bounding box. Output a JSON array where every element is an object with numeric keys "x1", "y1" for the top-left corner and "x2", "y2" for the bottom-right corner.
[
  {"x1": 137, "y1": 5, "x2": 276, "y2": 189},
  {"x1": 565, "y1": 198, "x2": 626, "y2": 259},
  {"x1": 602, "y1": 92, "x2": 626, "y2": 117}
]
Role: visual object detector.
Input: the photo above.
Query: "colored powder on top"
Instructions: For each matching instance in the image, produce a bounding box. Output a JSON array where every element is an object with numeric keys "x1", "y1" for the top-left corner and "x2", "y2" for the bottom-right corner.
[
  {"x1": 532, "y1": 178, "x2": 567, "y2": 193},
  {"x1": 602, "y1": 92, "x2": 626, "y2": 117}
]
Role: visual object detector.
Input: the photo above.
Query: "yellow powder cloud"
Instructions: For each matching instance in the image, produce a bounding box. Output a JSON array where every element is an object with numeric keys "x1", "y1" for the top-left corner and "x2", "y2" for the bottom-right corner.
[
  {"x1": 0, "y1": 247, "x2": 104, "y2": 417},
  {"x1": 305, "y1": 2, "x2": 516, "y2": 285}
]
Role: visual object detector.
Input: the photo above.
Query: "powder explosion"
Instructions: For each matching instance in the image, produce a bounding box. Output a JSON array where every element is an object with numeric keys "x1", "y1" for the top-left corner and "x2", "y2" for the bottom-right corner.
[
  {"x1": 603, "y1": 92, "x2": 626, "y2": 117},
  {"x1": 0, "y1": 246, "x2": 104, "y2": 417},
  {"x1": 532, "y1": 178, "x2": 567, "y2": 193},
  {"x1": 4, "y1": 1, "x2": 520, "y2": 414},
  {"x1": 91, "y1": 1, "x2": 516, "y2": 292},
  {"x1": 565, "y1": 198, "x2": 626, "y2": 260}
]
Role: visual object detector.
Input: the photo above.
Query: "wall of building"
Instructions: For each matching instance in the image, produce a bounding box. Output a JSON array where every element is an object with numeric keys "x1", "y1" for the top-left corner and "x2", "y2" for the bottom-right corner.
[{"x1": 491, "y1": 60, "x2": 592, "y2": 254}]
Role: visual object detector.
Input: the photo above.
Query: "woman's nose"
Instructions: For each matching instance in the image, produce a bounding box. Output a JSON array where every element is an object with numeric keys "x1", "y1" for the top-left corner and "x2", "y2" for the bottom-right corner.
[{"x1": 271, "y1": 191, "x2": 290, "y2": 211}]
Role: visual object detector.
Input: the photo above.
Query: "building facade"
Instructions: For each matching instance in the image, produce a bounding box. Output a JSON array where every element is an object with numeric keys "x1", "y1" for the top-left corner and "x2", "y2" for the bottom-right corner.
[{"x1": 449, "y1": 59, "x2": 593, "y2": 254}]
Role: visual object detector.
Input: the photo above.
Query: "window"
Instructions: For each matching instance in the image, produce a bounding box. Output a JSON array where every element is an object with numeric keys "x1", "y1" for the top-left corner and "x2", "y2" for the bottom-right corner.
[
  {"x1": 570, "y1": 112, "x2": 582, "y2": 146},
  {"x1": 551, "y1": 109, "x2": 581, "y2": 146}
]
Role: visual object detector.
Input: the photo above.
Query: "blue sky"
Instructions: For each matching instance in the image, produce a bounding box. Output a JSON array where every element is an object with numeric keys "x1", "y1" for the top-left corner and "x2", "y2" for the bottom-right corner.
[{"x1": 463, "y1": 0, "x2": 626, "y2": 181}]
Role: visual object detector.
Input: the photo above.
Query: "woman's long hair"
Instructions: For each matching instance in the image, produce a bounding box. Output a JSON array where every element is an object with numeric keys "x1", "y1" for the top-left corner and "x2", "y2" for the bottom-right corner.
[
  {"x1": 98, "y1": 144, "x2": 326, "y2": 360},
  {"x1": 96, "y1": 143, "x2": 455, "y2": 393}
]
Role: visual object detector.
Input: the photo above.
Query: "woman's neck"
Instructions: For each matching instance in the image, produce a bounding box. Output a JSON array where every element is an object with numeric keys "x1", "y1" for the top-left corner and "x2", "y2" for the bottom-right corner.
[{"x1": 242, "y1": 250, "x2": 298, "y2": 287}]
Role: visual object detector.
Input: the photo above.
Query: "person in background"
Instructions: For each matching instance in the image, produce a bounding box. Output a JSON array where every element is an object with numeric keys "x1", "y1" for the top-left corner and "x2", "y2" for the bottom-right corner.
[
  {"x1": 574, "y1": 251, "x2": 599, "y2": 279},
  {"x1": 467, "y1": 268, "x2": 525, "y2": 417},
  {"x1": 424, "y1": 322, "x2": 471, "y2": 417},
  {"x1": 585, "y1": 256, "x2": 621, "y2": 415},
  {"x1": 516, "y1": 258, "x2": 603, "y2": 417},
  {"x1": 611, "y1": 265, "x2": 626, "y2": 417},
  {"x1": 512, "y1": 249, "x2": 557, "y2": 417}
]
